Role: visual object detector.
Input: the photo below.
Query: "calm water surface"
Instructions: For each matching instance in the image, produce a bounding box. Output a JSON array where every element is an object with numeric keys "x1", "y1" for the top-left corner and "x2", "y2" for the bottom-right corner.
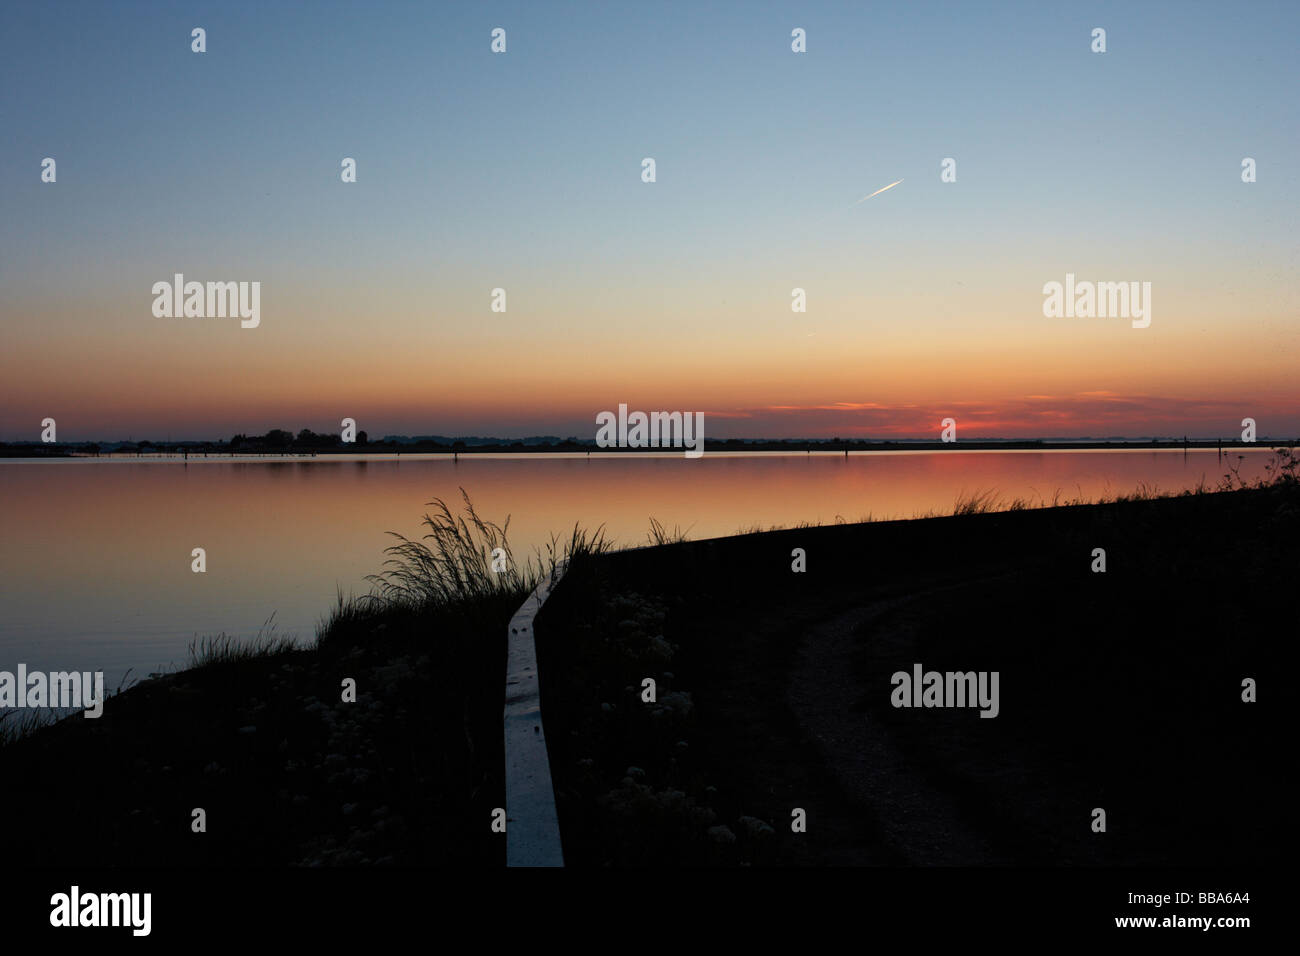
[{"x1": 0, "y1": 449, "x2": 1275, "y2": 689}]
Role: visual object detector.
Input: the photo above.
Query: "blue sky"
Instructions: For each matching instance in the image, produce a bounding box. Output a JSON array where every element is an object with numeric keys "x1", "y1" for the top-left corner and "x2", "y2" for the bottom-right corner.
[{"x1": 2, "y1": 0, "x2": 1297, "y2": 439}]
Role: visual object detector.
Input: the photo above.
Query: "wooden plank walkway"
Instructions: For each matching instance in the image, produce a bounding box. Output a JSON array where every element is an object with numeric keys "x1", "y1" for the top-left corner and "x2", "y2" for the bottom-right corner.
[{"x1": 503, "y1": 564, "x2": 566, "y2": 867}]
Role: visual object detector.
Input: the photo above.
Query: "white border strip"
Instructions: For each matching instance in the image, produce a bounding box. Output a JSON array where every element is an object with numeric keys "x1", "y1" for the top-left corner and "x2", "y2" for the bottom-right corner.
[{"x1": 503, "y1": 563, "x2": 566, "y2": 867}]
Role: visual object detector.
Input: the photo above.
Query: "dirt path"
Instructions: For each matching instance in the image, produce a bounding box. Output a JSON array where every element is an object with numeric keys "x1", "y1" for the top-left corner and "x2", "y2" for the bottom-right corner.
[{"x1": 787, "y1": 579, "x2": 1019, "y2": 865}]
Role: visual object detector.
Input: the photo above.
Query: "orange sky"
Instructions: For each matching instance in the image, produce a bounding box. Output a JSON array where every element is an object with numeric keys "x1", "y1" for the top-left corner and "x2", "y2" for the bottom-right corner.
[{"x1": 4, "y1": 277, "x2": 1296, "y2": 440}]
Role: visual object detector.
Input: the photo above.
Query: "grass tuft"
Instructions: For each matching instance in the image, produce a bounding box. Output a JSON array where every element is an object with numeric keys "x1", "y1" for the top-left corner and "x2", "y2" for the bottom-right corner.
[
  {"x1": 187, "y1": 617, "x2": 299, "y2": 669},
  {"x1": 647, "y1": 517, "x2": 692, "y2": 546},
  {"x1": 317, "y1": 489, "x2": 614, "y2": 645}
]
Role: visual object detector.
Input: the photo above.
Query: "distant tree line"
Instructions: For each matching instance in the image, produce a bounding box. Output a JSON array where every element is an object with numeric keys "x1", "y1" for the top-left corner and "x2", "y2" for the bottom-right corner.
[{"x1": 228, "y1": 428, "x2": 367, "y2": 450}]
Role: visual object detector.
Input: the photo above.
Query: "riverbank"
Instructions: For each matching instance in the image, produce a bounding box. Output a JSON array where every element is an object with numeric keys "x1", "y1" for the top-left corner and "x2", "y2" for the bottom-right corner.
[
  {"x1": 0, "y1": 496, "x2": 560, "y2": 867},
  {"x1": 0, "y1": 595, "x2": 516, "y2": 866},
  {"x1": 1, "y1": 472, "x2": 1291, "y2": 867},
  {"x1": 535, "y1": 478, "x2": 1292, "y2": 866}
]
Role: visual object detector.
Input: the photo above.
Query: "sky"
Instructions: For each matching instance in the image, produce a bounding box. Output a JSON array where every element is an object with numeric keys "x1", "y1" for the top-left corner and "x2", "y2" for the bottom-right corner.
[{"x1": 1, "y1": 0, "x2": 1297, "y2": 441}]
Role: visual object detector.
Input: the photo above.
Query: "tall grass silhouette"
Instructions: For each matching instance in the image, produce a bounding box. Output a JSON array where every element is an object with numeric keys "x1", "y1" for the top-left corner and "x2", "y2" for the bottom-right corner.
[
  {"x1": 367, "y1": 490, "x2": 531, "y2": 608},
  {"x1": 318, "y1": 489, "x2": 612, "y2": 643}
]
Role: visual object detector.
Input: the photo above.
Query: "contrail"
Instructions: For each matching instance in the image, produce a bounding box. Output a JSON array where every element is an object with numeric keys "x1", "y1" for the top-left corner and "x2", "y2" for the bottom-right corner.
[{"x1": 846, "y1": 179, "x2": 903, "y2": 208}]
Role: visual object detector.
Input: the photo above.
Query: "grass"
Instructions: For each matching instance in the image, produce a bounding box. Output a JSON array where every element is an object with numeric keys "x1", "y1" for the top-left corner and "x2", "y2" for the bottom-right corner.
[
  {"x1": 364, "y1": 489, "x2": 535, "y2": 609},
  {"x1": 317, "y1": 488, "x2": 615, "y2": 647},
  {"x1": 0, "y1": 664, "x2": 144, "y2": 750},
  {"x1": 941, "y1": 446, "x2": 1297, "y2": 518},
  {"x1": 0, "y1": 707, "x2": 57, "y2": 749},
  {"x1": 646, "y1": 516, "x2": 693, "y2": 546},
  {"x1": 312, "y1": 444, "x2": 1298, "y2": 634},
  {"x1": 724, "y1": 448, "x2": 1292, "y2": 533},
  {"x1": 725, "y1": 448, "x2": 1292, "y2": 535},
  {"x1": 187, "y1": 618, "x2": 300, "y2": 669}
]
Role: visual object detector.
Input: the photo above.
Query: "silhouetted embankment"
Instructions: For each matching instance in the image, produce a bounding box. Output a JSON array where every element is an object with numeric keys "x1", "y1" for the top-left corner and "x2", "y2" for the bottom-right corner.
[
  {"x1": 535, "y1": 479, "x2": 1293, "y2": 866},
  {"x1": 0, "y1": 598, "x2": 514, "y2": 866},
  {"x1": 2, "y1": 473, "x2": 1291, "y2": 867},
  {"x1": 0, "y1": 492, "x2": 581, "y2": 867}
]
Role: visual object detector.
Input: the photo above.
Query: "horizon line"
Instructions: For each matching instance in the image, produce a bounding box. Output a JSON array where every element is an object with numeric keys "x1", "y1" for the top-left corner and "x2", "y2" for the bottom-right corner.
[{"x1": 5, "y1": 433, "x2": 1296, "y2": 446}]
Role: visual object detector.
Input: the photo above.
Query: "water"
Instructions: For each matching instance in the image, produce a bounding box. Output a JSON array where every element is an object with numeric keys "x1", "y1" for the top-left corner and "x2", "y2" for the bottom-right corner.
[{"x1": 0, "y1": 449, "x2": 1274, "y2": 690}]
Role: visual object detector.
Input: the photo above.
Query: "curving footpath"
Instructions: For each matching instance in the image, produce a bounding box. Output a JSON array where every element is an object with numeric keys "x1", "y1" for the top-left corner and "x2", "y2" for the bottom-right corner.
[{"x1": 502, "y1": 564, "x2": 566, "y2": 866}]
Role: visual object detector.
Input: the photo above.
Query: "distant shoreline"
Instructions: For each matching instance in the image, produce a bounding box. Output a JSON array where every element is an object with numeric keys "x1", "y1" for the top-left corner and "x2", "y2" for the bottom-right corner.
[{"x1": 2, "y1": 437, "x2": 1295, "y2": 459}]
